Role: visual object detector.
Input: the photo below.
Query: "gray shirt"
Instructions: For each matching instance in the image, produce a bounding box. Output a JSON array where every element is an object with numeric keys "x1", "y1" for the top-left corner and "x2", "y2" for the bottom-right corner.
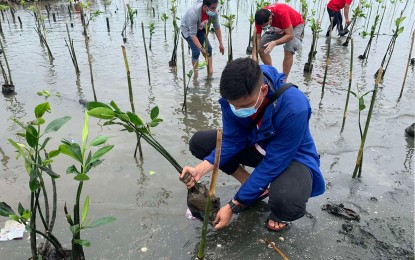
[{"x1": 180, "y1": 0, "x2": 220, "y2": 38}]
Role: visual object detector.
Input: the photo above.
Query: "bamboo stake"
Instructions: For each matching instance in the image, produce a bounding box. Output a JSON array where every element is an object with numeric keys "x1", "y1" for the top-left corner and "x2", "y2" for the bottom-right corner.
[
  {"x1": 141, "y1": 21, "x2": 151, "y2": 84},
  {"x1": 322, "y1": 17, "x2": 333, "y2": 96},
  {"x1": 197, "y1": 128, "x2": 223, "y2": 259},
  {"x1": 65, "y1": 23, "x2": 80, "y2": 75},
  {"x1": 264, "y1": 238, "x2": 289, "y2": 260},
  {"x1": 204, "y1": 22, "x2": 210, "y2": 76},
  {"x1": 0, "y1": 37, "x2": 13, "y2": 85},
  {"x1": 376, "y1": 2, "x2": 387, "y2": 40},
  {"x1": 181, "y1": 38, "x2": 187, "y2": 109},
  {"x1": 352, "y1": 67, "x2": 383, "y2": 178},
  {"x1": 81, "y1": 4, "x2": 97, "y2": 101},
  {"x1": 122, "y1": 46, "x2": 135, "y2": 113},
  {"x1": 341, "y1": 38, "x2": 354, "y2": 133},
  {"x1": 399, "y1": 30, "x2": 414, "y2": 99},
  {"x1": 106, "y1": 17, "x2": 110, "y2": 32}
]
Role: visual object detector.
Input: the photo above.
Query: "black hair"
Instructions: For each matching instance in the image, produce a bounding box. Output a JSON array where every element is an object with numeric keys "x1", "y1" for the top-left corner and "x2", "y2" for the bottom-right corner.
[
  {"x1": 255, "y1": 9, "x2": 272, "y2": 26},
  {"x1": 220, "y1": 58, "x2": 263, "y2": 101},
  {"x1": 203, "y1": 0, "x2": 218, "y2": 7}
]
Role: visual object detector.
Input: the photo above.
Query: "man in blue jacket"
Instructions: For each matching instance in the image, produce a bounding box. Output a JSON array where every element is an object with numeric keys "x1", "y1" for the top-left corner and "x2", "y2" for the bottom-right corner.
[{"x1": 180, "y1": 58, "x2": 324, "y2": 231}]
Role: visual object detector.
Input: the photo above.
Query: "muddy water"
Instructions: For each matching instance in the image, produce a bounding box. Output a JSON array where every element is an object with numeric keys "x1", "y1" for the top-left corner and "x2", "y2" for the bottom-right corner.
[{"x1": 0, "y1": 0, "x2": 413, "y2": 259}]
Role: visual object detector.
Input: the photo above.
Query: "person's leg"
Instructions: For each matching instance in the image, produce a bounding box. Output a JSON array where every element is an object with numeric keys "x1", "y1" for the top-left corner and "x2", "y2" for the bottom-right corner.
[
  {"x1": 282, "y1": 51, "x2": 293, "y2": 78},
  {"x1": 207, "y1": 40, "x2": 213, "y2": 75},
  {"x1": 182, "y1": 32, "x2": 201, "y2": 78},
  {"x1": 267, "y1": 161, "x2": 312, "y2": 230},
  {"x1": 326, "y1": 7, "x2": 336, "y2": 36},
  {"x1": 259, "y1": 31, "x2": 281, "y2": 66},
  {"x1": 282, "y1": 24, "x2": 302, "y2": 79},
  {"x1": 337, "y1": 11, "x2": 343, "y2": 33}
]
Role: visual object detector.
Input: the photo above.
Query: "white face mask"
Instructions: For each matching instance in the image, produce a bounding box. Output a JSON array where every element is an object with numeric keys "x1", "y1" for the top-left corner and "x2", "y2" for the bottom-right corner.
[{"x1": 229, "y1": 88, "x2": 263, "y2": 118}]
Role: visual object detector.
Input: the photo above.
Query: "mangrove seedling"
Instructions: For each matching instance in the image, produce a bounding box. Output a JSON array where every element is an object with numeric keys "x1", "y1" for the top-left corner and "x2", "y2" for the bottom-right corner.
[
  {"x1": 59, "y1": 112, "x2": 115, "y2": 259},
  {"x1": 374, "y1": 12, "x2": 405, "y2": 79},
  {"x1": 141, "y1": 22, "x2": 151, "y2": 84},
  {"x1": 0, "y1": 37, "x2": 14, "y2": 94},
  {"x1": 81, "y1": 1, "x2": 103, "y2": 28},
  {"x1": 149, "y1": 22, "x2": 155, "y2": 51},
  {"x1": 304, "y1": 15, "x2": 322, "y2": 73},
  {"x1": 321, "y1": 17, "x2": 334, "y2": 96},
  {"x1": 398, "y1": 30, "x2": 414, "y2": 100},
  {"x1": 352, "y1": 68, "x2": 383, "y2": 178},
  {"x1": 169, "y1": 0, "x2": 180, "y2": 67},
  {"x1": 161, "y1": 13, "x2": 169, "y2": 41},
  {"x1": 300, "y1": 0, "x2": 308, "y2": 38},
  {"x1": 222, "y1": 14, "x2": 235, "y2": 63},
  {"x1": 358, "y1": 14, "x2": 380, "y2": 61},
  {"x1": 65, "y1": 23, "x2": 80, "y2": 76},
  {"x1": 2, "y1": 102, "x2": 72, "y2": 259},
  {"x1": 30, "y1": 4, "x2": 54, "y2": 62},
  {"x1": 341, "y1": 38, "x2": 354, "y2": 133}
]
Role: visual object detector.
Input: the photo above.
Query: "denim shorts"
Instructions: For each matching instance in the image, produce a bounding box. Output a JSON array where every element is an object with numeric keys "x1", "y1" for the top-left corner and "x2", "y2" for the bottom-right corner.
[
  {"x1": 182, "y1": 30, "x2": 212, "y2": 62},
  {"x1": 260, "y1": 24, "x2": 304, "y2": 54}
]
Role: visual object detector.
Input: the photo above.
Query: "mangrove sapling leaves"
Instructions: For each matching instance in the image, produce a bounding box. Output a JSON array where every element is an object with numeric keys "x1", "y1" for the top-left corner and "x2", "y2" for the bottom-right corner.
[
  {"x1": 187, "y1": 70, "x2": 193, "y2": 78},
  {"x1": 127, "y1": 112, "x2": 145, "y2": 126},
  {"x1": 87, "y1": 107, "x2": 115, "y2": 120},
  {"x1": 48, "y1": 150, "x2": 60, "y2": 159},
  {"x1": 37, "y1": 90, "x2": 52, "y2": 98},
  {"x1": 90, "y1": 145, "x2": 114, "y2": 164},
  {"x1": 84, "y1": 216, "x2": 116, "y2": 229},
  {"x1": 39, "y1": 137, "x2": 52, "y2": 151},
  {"x1": 66, "y1": 165, "x2": 80, "y2": 174},
  {"x1": 396, "y1": 27, "x2": 404, "y2": 36},
  {"x1": 118, "y1": 113, "x2": 130, "y2": 122},
  {"x1": 82, "y1": 196, "x2": 90, "y2": 225},
  {"x1": 395, "y1": 16, "x2": 406, "y2": 27},
  {"x1": 109, "y1": 101, "x2": 121, "y2": 112},
  {"x1": 59, "y1": 141, "x2": 83, "y2": 163},
  {"x1": 25, "y1": 125, "x2": 39, "y2": 148},
  {"x1": 74, "y1": 174, "x2": 90, "y2": 181},
  {"x1": 74, "y1": 239, "x2": 91, "y2": 247},
  {"x1": 9, "y1": 214, "x2": 20, "y2": 222},
  {"x1": 150, "y1": 106, "x2": 160, "y2": 121},
  {"x1": 34, "y1": 102, "x2": 51, "y2": 119},
  {"x1": 86, "y1": 101, "x2": 112, "y2": 111},
  {"x1": 86, "y1": 159, "x2": 103, "y2": 172},
  {"x1": 90, "y1": 136, "x2": 109, "y2": 146},
  {"x1": 44, "y1": 116, "x2": 72, "y2": 133},
  {"x1": 359, "y1": 98, "x2": 366, "y2": 111},
  {"x1": 18, "y1": 203, "x2": 24, "y2": 216},
  {"x1": 29, "y1": 178, "x2": 40, "y2": 192},
  {"x1": 37, "y1": 164, "x2": 60, "y2": 178},
  {"x1": 31, "y1": 118, "x2": 46, "y2": 125},
  {"x1": 0, "y1": 202, "x2": 16, "y2": 217},
  {"x1": 70, "y1": 224, "x2": 80, "y2": 235},
  {"x1": 82, "y1": 111, "x2": 89, "y2": 152}
]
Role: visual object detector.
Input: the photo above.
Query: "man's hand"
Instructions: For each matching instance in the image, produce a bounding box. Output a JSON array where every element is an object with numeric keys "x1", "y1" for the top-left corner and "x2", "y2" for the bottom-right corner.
[
  {"x1": 264, "y1": 40, "x2": 277, "y2": 54},
  {"x1": 345, "y1": 19, "x2": 351, "y2": 26},
  {"x1": 180, "y1": 166, "x2": 201, "y2": 189},
  {"x1": 219, "y1": 43, "x2": 225, "y2": 55},
  {"x1": 200, "y1": 47, "x2": 208, "y2": 58},
  {"x1": 214, "y1": 203, "x2": 233, "y2": 230}
]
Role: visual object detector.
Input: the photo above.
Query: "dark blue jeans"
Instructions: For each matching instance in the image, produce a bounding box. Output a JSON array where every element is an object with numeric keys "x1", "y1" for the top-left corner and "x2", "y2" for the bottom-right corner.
[
  {"x1": 189, "y1": 130, "x2": 312, "y2": 222},
  {"x1": 327, "y1": 7, "x2": 344, "y2": 36},
  {"x1": 182, "y1": 29, "x2": 212, "y2": 62}
]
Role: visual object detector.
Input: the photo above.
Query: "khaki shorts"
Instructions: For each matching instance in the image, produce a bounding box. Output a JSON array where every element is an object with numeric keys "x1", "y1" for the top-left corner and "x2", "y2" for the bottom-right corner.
[{"x1": 260, "y1": 24, "x2": 304, "y2": 54}]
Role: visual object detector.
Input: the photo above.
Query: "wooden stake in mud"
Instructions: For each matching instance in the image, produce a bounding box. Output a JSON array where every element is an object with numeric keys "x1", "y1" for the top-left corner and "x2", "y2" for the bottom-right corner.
[
  {"x1": 52, "y1": 13, "x2": 56, "y2": 22},
  {"x1": 106, "y1": 17, "x2": 110, "y2": 32},
  {"x1": 67, "y1": 5, "x2": 72, "y2": 19},
  {"x1": 17, "y1": 16, "x2": 22, "y2": 28},
  {"x1": 181, "y1": 38, "x2": 187, "y2": 109},
  {"x1": 264, "y1": 238, "x2": 289, "y2": 260},
  {"x1": 352, "y1": 67, "x2": 383, "y2": 178},
  {"x1": 398, "y1": 30, "x2": 414, "y2": 100},
  {"x1": 141, "y1": 21, "x2": 151, "y2": 84},
  {"x1": 65, "y1": 23, "x2": 80, "y2": 75},
  {"x1": 341, "y1": 38, "x2": 354, "y2": 133},
  {"x1": 321, "y1": 17, "x2": 334, "y2": 96},
  {"x1": 197, "y1": 128, "x2": 223, "y2": 259}
]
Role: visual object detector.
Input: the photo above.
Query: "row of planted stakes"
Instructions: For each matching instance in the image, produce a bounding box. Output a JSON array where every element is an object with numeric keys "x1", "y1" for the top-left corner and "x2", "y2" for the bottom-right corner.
[{"x1": 0, "y1": 0, "x2": 414, "y2": 259}]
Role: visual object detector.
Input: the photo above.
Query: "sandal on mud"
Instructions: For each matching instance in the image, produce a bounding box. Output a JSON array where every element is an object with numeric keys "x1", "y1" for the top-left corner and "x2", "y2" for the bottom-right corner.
[
  {"x1": 256, "y1": 188, "x2": 269, "y2": 202},
  {"x1": 265, "y1": 213, "x2": 291, "y2": 232},
  {"x1": 321, "y1": 202, "x2": 360, "y2": 222}
]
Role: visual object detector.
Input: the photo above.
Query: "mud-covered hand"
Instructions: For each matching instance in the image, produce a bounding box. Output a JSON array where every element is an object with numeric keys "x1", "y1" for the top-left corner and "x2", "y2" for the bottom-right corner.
[
  {"x1": 345, "y1": 19, "x2": 351, "y2": 26},
  {"x1": 219, "y1": 43, "x2": 225, "y2": 55},
  {"x1": 214, "y1": 204, "x2": 233, "y2": 230},
  {"x1": 180, "y1": 166, "x2": 201, "y2": 189},
  {"x1": 264, "y1": 40, "x2": 277, "y2": 54}
]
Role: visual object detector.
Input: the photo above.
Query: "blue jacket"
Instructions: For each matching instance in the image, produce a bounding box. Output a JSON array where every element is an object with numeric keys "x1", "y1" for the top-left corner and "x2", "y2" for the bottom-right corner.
[{"x1": 205, "y1": 65, "x2": 325, "y2": 205}]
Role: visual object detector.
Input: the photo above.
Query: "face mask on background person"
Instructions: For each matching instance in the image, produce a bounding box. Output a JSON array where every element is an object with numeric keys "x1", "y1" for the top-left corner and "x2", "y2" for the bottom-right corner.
[
  {"x1": 206, "y1": 8, "x2": 217, "y2": 17},
  {"x1": 229, "y1": 88, "x2": 264, "y2": 118}
]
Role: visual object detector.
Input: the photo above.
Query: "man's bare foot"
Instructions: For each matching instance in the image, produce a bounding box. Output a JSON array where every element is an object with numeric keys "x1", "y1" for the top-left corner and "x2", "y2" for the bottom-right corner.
[{"x1": 265, "y1": 219, "x2": 290, "y2": 232}]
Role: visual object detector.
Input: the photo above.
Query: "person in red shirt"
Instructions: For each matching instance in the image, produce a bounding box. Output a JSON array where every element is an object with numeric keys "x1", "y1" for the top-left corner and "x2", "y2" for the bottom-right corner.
[
  {"x1": 326, "y1": 0, "x2": 352, "y2": 36},
  {"x1": 252, "y1": 3, "x2": 304, "y2": 79}
]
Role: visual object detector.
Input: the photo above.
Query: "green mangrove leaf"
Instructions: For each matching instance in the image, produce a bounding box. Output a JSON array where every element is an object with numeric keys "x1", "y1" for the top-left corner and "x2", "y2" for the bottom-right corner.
[
  {"x1": 82, "y1": 111, "x2": 89, "y2": 153},
  {"x1": 109, "y1": 101, "x2": 121, "y2": 112},
  {"x1": 74, "y1": 239, "x2": 91, "y2": 247},
  {"x1": 86, "y1": 159, "x2": 103, "y2": 172},
  {"x1": 397, "y1": 26, "x2": 404, "y2": 36},
  {"x1": 45, "y1": 116, "x2": 71, "y2": 133},
  {"x1": 29, "y1": 178, "x2": 40, "y2": 192},
  {"x1": 35, "y1": 102, "x2": 51, "y2": 118},
  {"x1": 26, "y1": 125, "x2": 39, "y2": 148},
  {"x1": 9, "y1": 214, "x2": 20, "y2": 222},
  {"x1": 37, "y1": 90, "x2": 52, "y2": 98},
  {"x1": 59, "y1": 143, "x2": 83, "y2": 163},
  {"x1": 8, "y1": 140, "x2": 29, "y2": 164},
  {"x1": 118, "y1": 113, "x2": 130, "y2": 122},
  {"x1": 37, "y1": 165, "x2": 60, "y2": 178},
  {"x1": 42, "y1": 159, "x2": 53, "y2": 167},
  {"x1": 88, "y1": 107, "x2": 115, "y2": 120},
  {"x1": 31, "y1": 117, "x2": 45, "y2": 125},
  {"x1": 74, "y1": 174, "x2": 90, "y2": 181},
  {"x1": 0, "y1": 202, "x2": 16, "y2": 217},
  {"x1": 84, "y1": 216, "x2": 116, "y2": 229},
  {"x1": 22, "y1": 210, "x2": 30, "y2": 221},
  {"x1": 91, "y1": 145, "x2": 114, "y2": 163},
  {"x1": 348, "y1": 90, "x2": 358, "y2": 98},
  {"x1": 86, "y1": 101, "x2": 112, "y2": 111},
  {"x1": 149, "y1": 170, "x2": 156, "y2": 175},
  {"x1": 66, "y1": 165, "x2": 80, "y2": 174},
  {"x1": 358, "y1": 97, "x2": 366, "y2": 111},
  {"x1": 48, "y1": 150, "x2": 60, "y2": 159},
  {"x1": 90, "y1": 136, "x2": 109, "y2": 146},
  {"x1": 395, "y1": 16, "x2": 406, "y2": 27},
  {"x1": 82, "y1": 196, "x2": 90, "y2": 225},
  {"x1": 127, "y1": 112, "x2": 145, "y2": 126},
  {"x1": 70, "y1": 224, "x2": 80, "y2": 235},
  {"x1": 18, "y1": 203, "x2": 24, "y2": 216},
  {"x1": 150, "y1": 106, "x2": 159, "y2": 120},
  {"x1": 187, "y1": 70, "x2": 194, "y2": 78},
  {"x1": 40, "y1": 137, "x2": 52, "y2": 151}
]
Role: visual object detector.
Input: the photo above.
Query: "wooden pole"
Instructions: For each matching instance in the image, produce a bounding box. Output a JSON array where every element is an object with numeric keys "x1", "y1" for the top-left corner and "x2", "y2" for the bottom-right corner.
[
  {"x1": 264, "y1": 238, "x2": 289, "y2": 260},
  {"x1": 181, "y1": 38, "x2": 187, "y2": 109},
  {"x1": 141, "y1": 22, "x2": 151, "y2": 84},
  {"x1": 398, "y1": 30, "x2": 414, "y2": 99},
  {"x1": 322, "y1": 17, "x2": 333, "y2": 96}
]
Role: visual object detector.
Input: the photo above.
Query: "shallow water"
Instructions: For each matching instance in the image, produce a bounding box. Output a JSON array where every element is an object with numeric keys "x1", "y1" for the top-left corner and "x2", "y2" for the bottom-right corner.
[{"x1": 0, "y1": 0, "x2": 414, "y2": 259}]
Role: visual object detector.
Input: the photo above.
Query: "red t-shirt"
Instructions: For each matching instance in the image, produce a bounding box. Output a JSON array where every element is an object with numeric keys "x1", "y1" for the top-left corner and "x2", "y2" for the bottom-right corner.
[
  {"x1": 255, "y1": 3, "x2": 304, "y2": 34},
  {"x1": 199, "y1": 10, "x2": 209, "y2": 31},
  {"x1": 327, "y1": 0, "x2": 352, "y2": 12}
]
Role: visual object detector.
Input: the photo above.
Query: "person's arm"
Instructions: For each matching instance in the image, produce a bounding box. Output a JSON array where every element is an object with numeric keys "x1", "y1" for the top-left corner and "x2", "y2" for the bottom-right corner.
[
  {"x1": 264, "y1": 25, "x2": 294, "y2": 54},
  {"x1": 180, "y1": 160, "x2": 213, "y2": 189},
  {"x1": 190, "y1": 35, "x2": 207, "y2": 55},
  {"x1": 344, "y1": 4, "x2": 351, "y2": 25},
  {"x1": 214, "y1": 27, "x2": 225, "y2": 55}
]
